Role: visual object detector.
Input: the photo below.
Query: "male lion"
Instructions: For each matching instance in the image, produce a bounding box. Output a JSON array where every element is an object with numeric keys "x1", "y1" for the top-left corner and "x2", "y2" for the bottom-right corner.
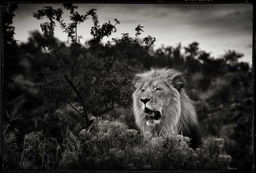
[{"x1": 132, "y1": 68, "x2": 201, "y2": 149}]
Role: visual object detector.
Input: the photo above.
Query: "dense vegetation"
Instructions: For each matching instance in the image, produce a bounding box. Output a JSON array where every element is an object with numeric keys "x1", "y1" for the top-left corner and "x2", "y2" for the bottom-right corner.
[{"x1": 3, "y1": 4, "x2": 253, "y2": 170}]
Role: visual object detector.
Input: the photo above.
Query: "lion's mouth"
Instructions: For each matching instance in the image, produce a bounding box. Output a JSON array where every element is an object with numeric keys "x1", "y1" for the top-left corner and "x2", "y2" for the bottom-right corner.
[{"x1": 144, "y1": 107, "x2": 162, "y2": 121}]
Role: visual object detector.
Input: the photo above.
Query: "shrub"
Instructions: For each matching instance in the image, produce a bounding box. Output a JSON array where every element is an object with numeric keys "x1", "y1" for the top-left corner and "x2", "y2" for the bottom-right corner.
[
  {"x1": 19, "y1": 130, "x2": 61, "y2": 169},
  {"x1": 78, "y1": 119, "x2": 232, "y2": 170}
]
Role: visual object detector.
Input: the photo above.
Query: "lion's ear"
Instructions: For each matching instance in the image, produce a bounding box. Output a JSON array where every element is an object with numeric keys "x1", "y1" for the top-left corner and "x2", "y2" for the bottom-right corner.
[{"x1": 171, "y1": 74, "x2": 185, "y2": 91}]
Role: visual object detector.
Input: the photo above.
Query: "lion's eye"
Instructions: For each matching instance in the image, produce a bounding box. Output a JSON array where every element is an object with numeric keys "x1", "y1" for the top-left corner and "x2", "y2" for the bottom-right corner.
[{"x1": 155, "y1": 87, "x2": 163, "y2": 91}]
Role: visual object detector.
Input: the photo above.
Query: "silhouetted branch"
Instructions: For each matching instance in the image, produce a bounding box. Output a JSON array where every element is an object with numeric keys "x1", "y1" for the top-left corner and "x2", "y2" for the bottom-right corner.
[
  {"x1": 65, "y1": 99, "x2": 83, "y2": 116},
  {"x1": 63, "y1": 74, "x2": 89, "y2": 127}
]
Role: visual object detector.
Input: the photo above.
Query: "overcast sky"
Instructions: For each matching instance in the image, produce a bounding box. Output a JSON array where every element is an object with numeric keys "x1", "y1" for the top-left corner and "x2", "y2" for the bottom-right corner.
[{"x1": 13, "y1": 4, "x2": 253, "y2": 64}]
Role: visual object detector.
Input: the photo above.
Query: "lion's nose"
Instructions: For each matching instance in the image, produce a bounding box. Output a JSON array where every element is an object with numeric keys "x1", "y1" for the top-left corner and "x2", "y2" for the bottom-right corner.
[{"x1": 140, "y1": 97, "x2": 150, "y2": 104}]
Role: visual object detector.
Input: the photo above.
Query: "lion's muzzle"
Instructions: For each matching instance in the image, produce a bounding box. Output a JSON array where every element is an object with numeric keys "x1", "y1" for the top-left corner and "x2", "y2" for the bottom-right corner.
[{"x1": 139, "y1": 96, "x2": 163, "y2": 126}]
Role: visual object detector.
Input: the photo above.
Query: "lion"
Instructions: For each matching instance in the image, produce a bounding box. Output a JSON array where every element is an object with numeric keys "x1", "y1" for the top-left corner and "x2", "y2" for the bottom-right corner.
[{"x1": 132, "y1": 68, "x2": 202, "y2": 149}]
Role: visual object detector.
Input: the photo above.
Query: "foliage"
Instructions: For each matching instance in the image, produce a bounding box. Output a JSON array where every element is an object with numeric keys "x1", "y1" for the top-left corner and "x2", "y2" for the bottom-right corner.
[
  {"x1": 78, "y1": 119, "x2": 231, "y2": 170},
  {"x1": 7, "y1": 119, "x2": 231, "y2": 170},
  {"x1": 3, "y1": 130, "x2": 21, "y2": 169},
  {"x1": 3, "y1": 3, "x2": 253, "y2": 171}
]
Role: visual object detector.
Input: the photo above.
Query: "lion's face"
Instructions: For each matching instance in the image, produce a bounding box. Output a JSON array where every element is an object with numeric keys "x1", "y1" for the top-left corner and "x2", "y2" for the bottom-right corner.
[{"x1": 133, "y1": 69, "x2": 183, "y2": 136}]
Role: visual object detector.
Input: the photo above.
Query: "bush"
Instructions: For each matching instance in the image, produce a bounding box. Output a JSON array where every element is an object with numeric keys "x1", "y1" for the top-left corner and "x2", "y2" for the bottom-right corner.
[
  {"x1": 2, "y1": 119, "x2": 233, "y2": 170},
  {"x1": 78, "y1": 119, "x2": 231, "y2": 170}
]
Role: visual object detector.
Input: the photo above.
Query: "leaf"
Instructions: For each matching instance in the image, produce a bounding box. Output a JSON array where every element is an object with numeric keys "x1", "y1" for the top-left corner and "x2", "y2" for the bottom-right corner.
[{"x1": 114, "y1": 19, "x2": 120, "y2": 24}]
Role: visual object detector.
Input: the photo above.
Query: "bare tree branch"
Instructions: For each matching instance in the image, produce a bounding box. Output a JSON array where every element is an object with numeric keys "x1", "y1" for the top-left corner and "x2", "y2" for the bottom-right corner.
[
  {"x1": 65, "y1": 99, "x2": 83, "y2": 116},
  {"x1": 64, "y1": 74, "x2": 89, "y2": 127}
]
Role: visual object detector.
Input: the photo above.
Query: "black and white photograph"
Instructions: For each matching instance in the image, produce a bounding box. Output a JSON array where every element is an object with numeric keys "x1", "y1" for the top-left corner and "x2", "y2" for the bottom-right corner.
[{"x1": 1, "y1": 2, "x2": 253, "y2": 171}]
